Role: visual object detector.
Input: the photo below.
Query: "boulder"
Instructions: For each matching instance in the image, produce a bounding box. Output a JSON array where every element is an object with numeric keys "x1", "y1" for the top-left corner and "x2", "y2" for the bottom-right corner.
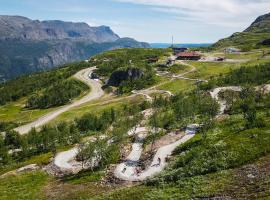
[
  {"x1": 106, "y1": 68, "x2": 144, "y2": 87},
  {"x1": 261, "y1": 39, "x2": 270, "y2": 46}
]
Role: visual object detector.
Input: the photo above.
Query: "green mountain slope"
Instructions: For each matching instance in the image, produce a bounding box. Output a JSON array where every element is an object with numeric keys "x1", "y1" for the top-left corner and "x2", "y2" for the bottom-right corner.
[
  {"x1": 0, "y1": 62, "x2": 89, "y2": 107},
  {"x1": 213, "y1": 13, "x2": 270, "y2": 50}
]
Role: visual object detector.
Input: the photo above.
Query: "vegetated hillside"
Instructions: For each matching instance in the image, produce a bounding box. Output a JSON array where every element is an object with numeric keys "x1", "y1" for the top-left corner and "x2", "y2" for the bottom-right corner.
[
  {"x1": 97, "y1": 62, "x2": 270, "y2": 200},
  {"x1": 199, "y1": 62, "x2": 270, "y2": 90},
  {"x1": 0, "y1": 47, "x2": 168, "y2": 109},
  {"x1": 213, "y1": 12, "x2": 270, "y2": 50},
  {"x1": 0, "y1": 62, "x2": 90, "y2": 108},
  {"x1": 0, "y1": 15, "x2": 149, "y2": 82},
  {"x1": 91, "y1": 48, "x2": 171, "y2": 93},
  {"x1": 0, "y1": 59, "x2": 269, "y2": 199}
]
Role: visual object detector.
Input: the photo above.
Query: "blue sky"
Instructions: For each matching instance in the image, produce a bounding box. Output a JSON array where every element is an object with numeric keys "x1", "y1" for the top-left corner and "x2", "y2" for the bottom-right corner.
[{"x1": 0, "y1": 0, "x2": 270, "y2": 43}]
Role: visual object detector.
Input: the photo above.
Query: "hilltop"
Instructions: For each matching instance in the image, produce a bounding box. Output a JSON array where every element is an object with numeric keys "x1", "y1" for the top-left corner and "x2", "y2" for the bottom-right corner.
[{"x1": 213, "y1": 13, "x2": 270, "y2": 50}]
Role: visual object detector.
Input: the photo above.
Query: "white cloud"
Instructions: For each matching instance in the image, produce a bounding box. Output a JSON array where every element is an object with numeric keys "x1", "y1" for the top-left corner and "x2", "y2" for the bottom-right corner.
[{"x1": 115, "y1": 0, "x2": 270, "y2": 28}]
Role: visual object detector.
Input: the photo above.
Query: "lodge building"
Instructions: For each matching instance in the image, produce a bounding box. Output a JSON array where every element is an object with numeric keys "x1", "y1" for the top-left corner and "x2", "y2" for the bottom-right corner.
[{"x1": 176, "y1": 52, "x2": 201, "y2": 61}]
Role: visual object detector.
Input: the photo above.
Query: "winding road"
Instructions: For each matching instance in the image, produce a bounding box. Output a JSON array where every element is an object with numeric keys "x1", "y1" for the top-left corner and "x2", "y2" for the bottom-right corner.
[
  {"x1": 14, "y1": 67, "x2": 104, "y2": 135},
  {"x1": 8, "y1": 53, "x2": 270, "y2": 182},
  {"x1": 53, "y1": 136, "x2": 100, "y2": 174},
  {"x1": 47, "y1": 59, "x2": 199, "y2": 178},
  {"x1": 210, "y1": 86, "x2": 242, "y2": 115},
  {"x1": 114, "y1": 131, "x2": 195, "y2": 182},
  {"x1": 113, "y1": 85, "x2": 247, "y2": 182},
  {"x1": 210, "y1": 85, "x2": 270, "y2": 115},
  {"x1": 18, "y1": 58, "x2": 211, "y2": 179}
]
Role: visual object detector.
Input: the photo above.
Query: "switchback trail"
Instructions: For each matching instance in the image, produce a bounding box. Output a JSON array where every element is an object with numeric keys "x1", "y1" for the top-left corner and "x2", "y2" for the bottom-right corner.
[
  {"x1": 114, "y1": 132, "x2": 195, "y2": 182},
  {"x1": 210, "y1": 86, "x2": 242, "y2": 115},
  {"x1": 14, "y1": 67, "x2": 104, "y2": 135}
]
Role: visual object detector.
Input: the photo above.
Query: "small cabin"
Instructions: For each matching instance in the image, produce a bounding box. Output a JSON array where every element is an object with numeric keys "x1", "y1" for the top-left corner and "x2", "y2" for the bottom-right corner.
[
  {"x1": 89, "y1": 72, "x2": 99, "y2": 80},
  {"x1": 147, "y1": 56, "x2": 159, "y2": 64},
  {"x1": 216, "y1": 57, "x2": 225, "y2": 62},
  {"x1": 224, "y1": 47, "x2": 241, "y2": 54},
  {"x1": 172, "y1": 47, "x2": 188, "y2": 55},
  {"x1": 176, "y1": 52, "x2": 201, "y2": 61}
]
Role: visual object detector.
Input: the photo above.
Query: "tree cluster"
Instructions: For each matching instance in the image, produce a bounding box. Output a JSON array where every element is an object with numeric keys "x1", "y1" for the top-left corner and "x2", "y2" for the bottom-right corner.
[
  {"x1": 26, "y1": 79, "x2": 88, "y2": 109},
  {"x1": 0, "y1": 62, "x2": 90, "y2": 105}
]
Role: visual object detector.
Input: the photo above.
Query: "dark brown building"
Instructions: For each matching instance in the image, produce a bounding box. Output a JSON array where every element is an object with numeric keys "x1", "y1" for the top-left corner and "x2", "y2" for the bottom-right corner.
[{"x1": 172, "y1": 47, "x2": 188, "y2": 55}]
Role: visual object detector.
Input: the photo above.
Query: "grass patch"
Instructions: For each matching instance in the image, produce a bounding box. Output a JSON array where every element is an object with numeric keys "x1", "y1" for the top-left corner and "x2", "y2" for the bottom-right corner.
[
  {"x1": 187, "y1": 61, "x2": 242, "y2": 80},
  {"x1": 95, "y1": 153, "x2": 270, "y2": 199},
  {"x1": 167, "y1": 64, "x2": 190, "y2": 74},
  {"x1": 157, "y1": 79, "x2": 195, "y2": 94},
  {"x1": 63, "y1": 170, "x2": 105, "y2": 185},
  {"x1": 0, "y1": 171, "x2": 49, "y2": 200},
  {"x1": 224, "y1": 51, "x2": 263, "y2": 60},
  {"x1": 51, "y1": 95, "x2": 145, "y2": 124},
  {"x1": 0, "y1": 98, "x2": 57, "y2": 123},
  {"x1": 0, "y1": 152, "x2": 52, "y2": 175},
  {"x1": 93, "y1": 185, "x2": 152, "y2": 200},
  {"x1": 152, "y1": 114, "x2": 270, "y2": 184}
]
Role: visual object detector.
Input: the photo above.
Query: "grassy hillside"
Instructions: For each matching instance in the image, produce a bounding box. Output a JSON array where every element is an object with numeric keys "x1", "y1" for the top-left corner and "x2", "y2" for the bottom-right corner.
[
  {"x1": 0, "y1": 171, "x2": 50, "y2": 200},
  {"x1": 0, "y1": 45, "x2": 269, "y2": 200},
  {"x1": 92, "y1": 48, "x2": 170, "y2": 76},
  {"x1": 213, "y1": 32, "x2": 270, "y2": 50},
  {"x1": 92, "y1": 48, "x2": 171, "y2": 93},
  {"x1": 213, "y1": 13, "x2": 270, "y2": 50},
  {"x1": 96, "y1": 62, "x2": 270, "y2": 199},
  {"x1": 0, "y1": 62, "x2": 90, "y2": 107}
]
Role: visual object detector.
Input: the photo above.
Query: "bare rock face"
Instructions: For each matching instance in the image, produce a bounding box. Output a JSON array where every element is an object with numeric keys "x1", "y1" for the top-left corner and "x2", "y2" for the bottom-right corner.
[{"x1": 106, "y1": 68, "x2": 144, "y2": 87}]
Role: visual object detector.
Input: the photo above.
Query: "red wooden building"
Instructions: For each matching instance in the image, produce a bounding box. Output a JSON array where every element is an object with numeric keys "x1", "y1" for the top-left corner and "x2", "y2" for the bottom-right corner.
[{"x1": 176, "y1": 52, "x2": 201, "y2": 61}]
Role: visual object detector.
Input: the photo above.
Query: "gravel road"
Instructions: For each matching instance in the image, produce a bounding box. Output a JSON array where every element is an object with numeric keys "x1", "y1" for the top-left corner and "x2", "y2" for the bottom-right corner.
[{"x1": 14, "y1": 67, "x2": 104, "y2": 135}]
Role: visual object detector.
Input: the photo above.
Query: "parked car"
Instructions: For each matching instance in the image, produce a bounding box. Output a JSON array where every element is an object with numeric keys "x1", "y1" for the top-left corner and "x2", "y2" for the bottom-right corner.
[
  {"x1": 185, "y1": 124, "x2": 200, "y2": 134},
  {"x1": 89, "y1": 72, "x2": 99, "y2": 80}
]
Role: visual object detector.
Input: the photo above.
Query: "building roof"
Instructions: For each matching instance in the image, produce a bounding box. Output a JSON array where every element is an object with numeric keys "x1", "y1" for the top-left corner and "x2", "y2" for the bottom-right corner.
[
  {"x1": 177, "y1": 52, "x2": 200, "y2": 57},
  {"x1": 172, "y1": 47, "x2": 188, "y2": 50}
]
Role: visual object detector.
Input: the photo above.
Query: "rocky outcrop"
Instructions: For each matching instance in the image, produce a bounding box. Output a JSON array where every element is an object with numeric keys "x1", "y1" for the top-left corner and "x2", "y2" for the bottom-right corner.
[
  {"x1": 0, "y1": 164, "x2": 40, "y2": 178},
  {"x1": 260, "y1": 39, "x2": 270, "y2": 46},
  {"x1": 106, "y1": 68, "x2": 144, "y2": 87}
]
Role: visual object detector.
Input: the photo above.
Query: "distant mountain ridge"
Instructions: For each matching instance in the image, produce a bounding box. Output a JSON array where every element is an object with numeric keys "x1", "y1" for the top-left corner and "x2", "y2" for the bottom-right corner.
[
  {"x1": 213, "y1": 12, "x2": 270, "y2": 49},
  {"x1": 0, "y1": 15, "x2": 119, "y2": 42},
  {"x1": 0, "y1": 15, "x2": 149, "y2": 81}
]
